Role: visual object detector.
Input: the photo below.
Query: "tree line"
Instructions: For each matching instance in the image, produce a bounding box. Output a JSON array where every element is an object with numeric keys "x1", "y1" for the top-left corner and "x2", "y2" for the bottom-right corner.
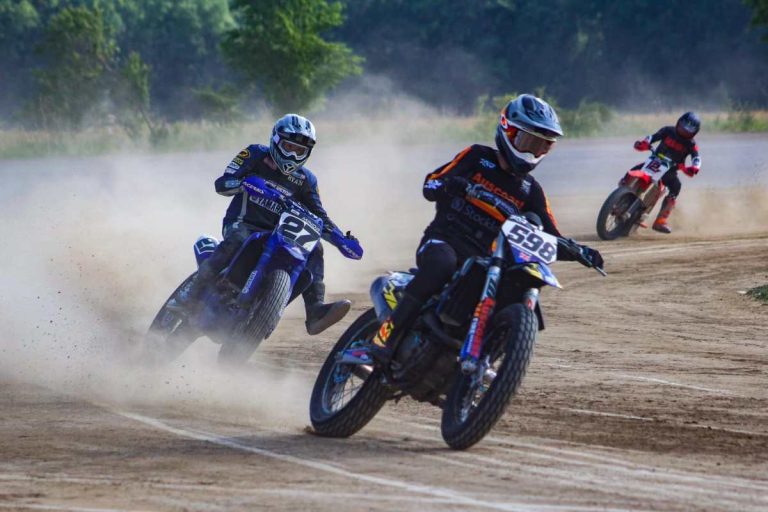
[{"x1": 1, "y1": 0, "x2": 767, "y2": 133}]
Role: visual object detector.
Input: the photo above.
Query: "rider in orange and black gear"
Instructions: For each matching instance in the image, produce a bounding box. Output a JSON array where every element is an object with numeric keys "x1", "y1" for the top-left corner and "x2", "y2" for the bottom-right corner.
[
  {"x1": 348, "y1": 94, "x2": 604, "y2": 366},
  {"x1": 631, "y1": 112, "x2": 702, "y2": 233}
]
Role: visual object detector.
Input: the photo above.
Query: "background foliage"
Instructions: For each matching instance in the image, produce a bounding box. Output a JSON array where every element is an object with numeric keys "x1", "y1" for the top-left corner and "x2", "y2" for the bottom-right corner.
[{"x1": 1, "y1": 0, "x2": 767, "y2": 139}]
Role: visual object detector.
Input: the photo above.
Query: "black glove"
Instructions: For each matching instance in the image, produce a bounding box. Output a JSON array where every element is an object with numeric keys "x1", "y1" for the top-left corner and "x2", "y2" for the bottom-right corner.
[
  {"x1": 444, "y1": 176, "x2": 471, "y2": 197},
  {"x1": 580, "y1": 245, "x2": 604, "y2": 269},
  {"x1": 345, "y1": 230, "x2": 358, "y2": 242}
]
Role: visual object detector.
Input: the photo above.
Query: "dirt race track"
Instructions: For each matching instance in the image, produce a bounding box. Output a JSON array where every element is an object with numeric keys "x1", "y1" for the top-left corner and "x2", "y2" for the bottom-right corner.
[{"x1": 1, "y1": 135, "x2": 767, "y2": 511}]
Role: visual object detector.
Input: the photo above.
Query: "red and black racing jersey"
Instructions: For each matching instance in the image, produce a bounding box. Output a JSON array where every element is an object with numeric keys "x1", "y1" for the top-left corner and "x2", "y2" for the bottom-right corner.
[{"x1": 650, "y1": 126, "x2": 700, "y2": 166}]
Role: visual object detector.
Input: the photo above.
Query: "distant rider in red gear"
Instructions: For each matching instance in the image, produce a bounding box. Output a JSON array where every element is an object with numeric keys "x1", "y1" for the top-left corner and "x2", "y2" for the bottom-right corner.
[
  {"x1": 631, "y1": 112, "x2": 702, "y2": 234},
  {"x1": 343, "y1": 94, "x2": 604, "y2": 365}
]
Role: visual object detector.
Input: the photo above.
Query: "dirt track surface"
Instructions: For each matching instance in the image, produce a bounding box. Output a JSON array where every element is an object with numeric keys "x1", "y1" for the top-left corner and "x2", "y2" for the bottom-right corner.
[{"x1": 1, "y1": 135, "x2": 767, "y2": 511}]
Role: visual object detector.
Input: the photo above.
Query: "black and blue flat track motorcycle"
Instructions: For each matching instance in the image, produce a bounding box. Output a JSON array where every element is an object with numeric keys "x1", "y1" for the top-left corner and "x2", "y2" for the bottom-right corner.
[{"x1": 309, "y1": 185, "x2": 604, "y2": 450}]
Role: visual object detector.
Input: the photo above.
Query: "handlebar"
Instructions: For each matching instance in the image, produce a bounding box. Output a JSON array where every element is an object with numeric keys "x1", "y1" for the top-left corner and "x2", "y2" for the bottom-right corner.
[
  {"x1": 466, "y1": 183, "x2": 606, "y2": 276},
  {"x1": 557, "y1": 237, "x2": 607, "y2": 276},
  {"x1": 242, "y1": 175, "x2": 364, "y2": 260},
  {"x1": 242, "y1": 176, "x2": 320, "y2": 224}
]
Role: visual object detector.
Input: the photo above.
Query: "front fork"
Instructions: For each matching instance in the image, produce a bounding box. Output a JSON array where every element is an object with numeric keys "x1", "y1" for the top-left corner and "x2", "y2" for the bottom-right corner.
[{"x1": 460, "y1": 232, "x2": 505, "y2": 374}]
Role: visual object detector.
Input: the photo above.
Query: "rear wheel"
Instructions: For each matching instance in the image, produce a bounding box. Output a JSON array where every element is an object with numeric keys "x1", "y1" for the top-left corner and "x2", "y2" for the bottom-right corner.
[
  {"x1": 141, "y1": 273, "x2": 199, "y2": 365},
  {"x1": 310, "y1": 308, "x2": 390, "y2": 438},
  {"x1": 441, "y1": 304, "x2": 537, "y2": 450},
  {"x1": 596, "y1": 187, "x2": 639, "y2": 240},
  {"x1": 218, "y1": 269, "x2": 291, "y2": 365}
]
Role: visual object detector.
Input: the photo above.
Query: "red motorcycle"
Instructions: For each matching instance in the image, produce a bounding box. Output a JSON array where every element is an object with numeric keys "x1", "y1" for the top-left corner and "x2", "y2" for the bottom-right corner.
[{"x1": 596, "y1": 150, "x2": 680, "y2": 240}]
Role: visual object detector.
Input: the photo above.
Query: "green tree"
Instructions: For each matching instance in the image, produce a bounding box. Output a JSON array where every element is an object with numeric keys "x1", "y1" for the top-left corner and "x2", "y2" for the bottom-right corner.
[
  {"x1": 30, "y1": 5, "x2": 117, "y2": 129},
  {"x1": 746, "y1": 0, "x2": 768, "y2": 39},
  {"x1": 223, "y1": 0, "x2": 363, "y2": 112},
  {"x1": 111, "y1": 51, "x2": 153, "y2": 139}
]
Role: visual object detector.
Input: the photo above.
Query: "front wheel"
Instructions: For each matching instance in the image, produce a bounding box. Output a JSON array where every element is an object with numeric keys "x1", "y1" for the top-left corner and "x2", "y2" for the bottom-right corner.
[
  {"x1": 596, "y1": 186, "x2": 640, "y2": 240},
  {"x1": 218, "y1": 269, "x2": 291, "y2": 365},
  {"x1": 441, "y1": 304, "x2": 537, "y2": 450},
  {"x1": 141, "y1": 273, "x2": 200, "y2": 365},
  {"x1": 310, "y1": 308, "x2": 390, "y2": 438}
]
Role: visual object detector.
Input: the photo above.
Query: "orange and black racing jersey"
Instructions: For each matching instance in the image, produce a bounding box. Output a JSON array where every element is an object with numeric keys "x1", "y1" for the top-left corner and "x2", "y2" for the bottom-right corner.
[{"x1": 421, "y1": 144, "x2": 567, "y2": 258}]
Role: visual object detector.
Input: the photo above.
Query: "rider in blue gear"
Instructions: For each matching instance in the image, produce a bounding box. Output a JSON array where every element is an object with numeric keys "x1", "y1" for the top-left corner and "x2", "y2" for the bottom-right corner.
[{"x1": 169, "y1": 114, "x2": 356, "y2": 335}]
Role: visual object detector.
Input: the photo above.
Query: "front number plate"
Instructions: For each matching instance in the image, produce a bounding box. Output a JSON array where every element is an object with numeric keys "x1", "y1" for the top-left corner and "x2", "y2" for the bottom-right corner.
[{"x1": 501, "y1": 216, "x2": 558, "y2": 264}]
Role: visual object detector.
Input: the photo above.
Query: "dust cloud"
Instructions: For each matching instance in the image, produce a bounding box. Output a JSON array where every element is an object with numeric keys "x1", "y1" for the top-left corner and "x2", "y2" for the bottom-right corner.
[
  {"x1": 0, "y1": 96, "x2": 437, "y2": 428},
  {"x1": 1, "y1": 90, "x2": 765, "y2": 427}
]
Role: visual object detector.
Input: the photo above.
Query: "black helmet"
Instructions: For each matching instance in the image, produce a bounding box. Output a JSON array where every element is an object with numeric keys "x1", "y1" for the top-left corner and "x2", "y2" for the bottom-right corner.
[
  {"x1": 269, "y1": 114, "x2": 316, "y2": 175},
  {"x1": 495, "y1": 94, "x2": 563, "y2": 174},
  {"x1": 676, "y1": 111, "x2": 700, "y2": 139}
]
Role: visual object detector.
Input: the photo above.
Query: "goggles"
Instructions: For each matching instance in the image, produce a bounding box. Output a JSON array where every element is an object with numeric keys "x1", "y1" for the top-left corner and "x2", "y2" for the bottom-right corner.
[
  {"x1": 500, "y1": 114, "x2": 556, "y2": 158},
  {"x1": 277, "y1": 138, "x2": 311, "y2": 160}
]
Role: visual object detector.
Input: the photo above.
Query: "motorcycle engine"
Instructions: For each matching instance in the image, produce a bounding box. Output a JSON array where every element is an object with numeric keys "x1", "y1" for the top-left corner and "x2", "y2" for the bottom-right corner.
[{"x1": 392, "y1": 329, "x2": 457, "y2": 404}]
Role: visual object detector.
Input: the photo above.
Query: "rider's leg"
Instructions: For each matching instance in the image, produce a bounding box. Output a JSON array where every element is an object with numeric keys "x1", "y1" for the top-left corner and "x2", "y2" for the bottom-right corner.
[
  {"x1": 653, "y1": 173, "x2": 681, "y2": 233},
  {"x1": 366, "y1": 239, "x2": 459, "y2": 364},
  {"x1": 303, "y1": 243, "x2": 352, "y2": 335},
  {"x1": 167, "y1": 224, "x2": 251, "y2": 310}
]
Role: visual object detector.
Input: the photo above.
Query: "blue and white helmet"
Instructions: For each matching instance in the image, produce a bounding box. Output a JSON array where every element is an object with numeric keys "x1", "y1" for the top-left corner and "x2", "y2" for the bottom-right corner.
[
  {"x1": 495, "y1": 94, "x2": 563, "y2": 174},
  {"x1": 269, "y1": 114, "x2": 317, "y2": 175}
]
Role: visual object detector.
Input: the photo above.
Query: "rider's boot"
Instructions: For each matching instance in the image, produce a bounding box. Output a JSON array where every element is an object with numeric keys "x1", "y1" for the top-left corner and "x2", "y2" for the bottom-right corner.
[
  {"x1": 652, "y1": 196, "x2": 676, "y2": 234},
  {"x1": 304, "y1": 282, "x2": 352, "y2": 335},
  {"x1": 340, "y1": 293, "x2": 423, "y2": 366}
]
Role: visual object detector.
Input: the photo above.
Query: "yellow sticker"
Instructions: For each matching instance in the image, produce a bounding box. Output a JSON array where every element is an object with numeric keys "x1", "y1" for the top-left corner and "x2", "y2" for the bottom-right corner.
[{"x1": 238, "y1": 148, "x2": 250, "y2": 159}]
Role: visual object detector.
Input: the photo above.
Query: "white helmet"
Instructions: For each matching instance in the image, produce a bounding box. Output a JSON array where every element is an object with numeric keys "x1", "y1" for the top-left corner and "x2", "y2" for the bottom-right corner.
[{"x1": 269, "y1": 114, "x2": 316, "y2": 175}]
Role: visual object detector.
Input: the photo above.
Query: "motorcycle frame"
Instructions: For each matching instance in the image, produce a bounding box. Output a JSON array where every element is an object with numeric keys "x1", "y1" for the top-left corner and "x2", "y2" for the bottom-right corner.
[{"x1": 195, "y1": 192, "x2": 323, "y2": 334}]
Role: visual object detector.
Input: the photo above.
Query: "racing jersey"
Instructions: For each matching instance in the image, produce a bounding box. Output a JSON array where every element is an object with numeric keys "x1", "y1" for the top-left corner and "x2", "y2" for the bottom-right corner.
[
  {"x1": 421, "y1": 144, "x2": 570, "y2": 258},
  {"x1": 215, "y1": 144, "x2": 338, "y2": 236},
  {"x1": 648, "y1": 126, "x2": 701, "y2": 167}
]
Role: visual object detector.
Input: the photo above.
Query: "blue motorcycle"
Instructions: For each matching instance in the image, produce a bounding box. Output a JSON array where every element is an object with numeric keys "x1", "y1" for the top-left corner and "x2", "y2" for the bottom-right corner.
[{"x1": 144, "y1": 175, "x2": 364, "y2": 365}]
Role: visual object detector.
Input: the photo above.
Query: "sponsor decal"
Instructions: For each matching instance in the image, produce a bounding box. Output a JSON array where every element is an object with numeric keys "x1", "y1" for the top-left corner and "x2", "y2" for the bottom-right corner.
[
  {"x1": 233, "y1": 157, "x2": 244, "y2": 165},
  {"x1": 471, "y1": 172, "x2": 525, "y2": 208},
  {"x1": 224, "y1": 179, "x2": 241, "y2": 189},
  {"x1": 479, "y1": 158, "x2": 496, "y2": 169},
  {"x1": 225, "y1": 166, "x2": 239, "y2": 174},
  {"x1": 373, "y1": 320, "x2": 393, "y2": 347},
  {"x1": 243, "y1": 270, "x2": 258, "y2": 294},
  {"x1": 249, "y1": 196, "x2": 283, "y2": 214},
  {"x1": 462, "y1": 203, "x2": 500, "y2": 230},
  {"x1": 424, "y1": 179, "x2": 442, "y2": 190},
  {"x1": 238, "y1": 148, "x2": 250, "y2": 159},
  {"x1": 383, "y1": 282, "x2": 398, "y2": 309},
  {"x1": 468, "y1": 297, "x2": 495, "y2": 359}
]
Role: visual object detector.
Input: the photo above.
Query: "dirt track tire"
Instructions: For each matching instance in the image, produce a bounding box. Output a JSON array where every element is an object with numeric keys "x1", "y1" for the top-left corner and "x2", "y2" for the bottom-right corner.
[
  {"x1": 441, "y1": 304, "x2": 537, "y2": 450},
  {"x1": 218, "y1": 269, "x2": 291, "y2": 365},
  {"x1": 310, "y1": 308, "x2": 389, "y2": 438},
  {"x1": 141, "y1": 273, "x2": 199, "y2": 365},
  {"x1": 596, "y1": 187, "x2": 638, "y2": 240}
]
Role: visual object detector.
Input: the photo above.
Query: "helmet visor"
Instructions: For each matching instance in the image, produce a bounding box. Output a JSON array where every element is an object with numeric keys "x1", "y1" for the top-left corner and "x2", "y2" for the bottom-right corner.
[
  {"x1": 510, "y1": 128, "x2": 555, "y2": 158},
  {"x1": 278, "y1": 139, "x2": 310, "y2": 159}
]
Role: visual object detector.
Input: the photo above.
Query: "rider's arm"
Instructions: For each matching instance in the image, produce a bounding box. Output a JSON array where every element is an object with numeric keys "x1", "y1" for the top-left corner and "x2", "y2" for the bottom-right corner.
[
  {"x1": 649, "y1": 127, "x2": 667, "y2": 144},
  {"x1": 524, "y1": 183, "x2": 580, "y2": 261},
  {"x1": 422, "y1": 146, "x2": 474, "y2": 201},
  {"x1": 689, "y1": 141, "x2": 701, "y2": 169},
  {"x1": 214, "y1": 146, "x2": 259, "y2": 196},
  {"x1": 299, "y1": 170, "x2": 340, "y2": 239}
]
